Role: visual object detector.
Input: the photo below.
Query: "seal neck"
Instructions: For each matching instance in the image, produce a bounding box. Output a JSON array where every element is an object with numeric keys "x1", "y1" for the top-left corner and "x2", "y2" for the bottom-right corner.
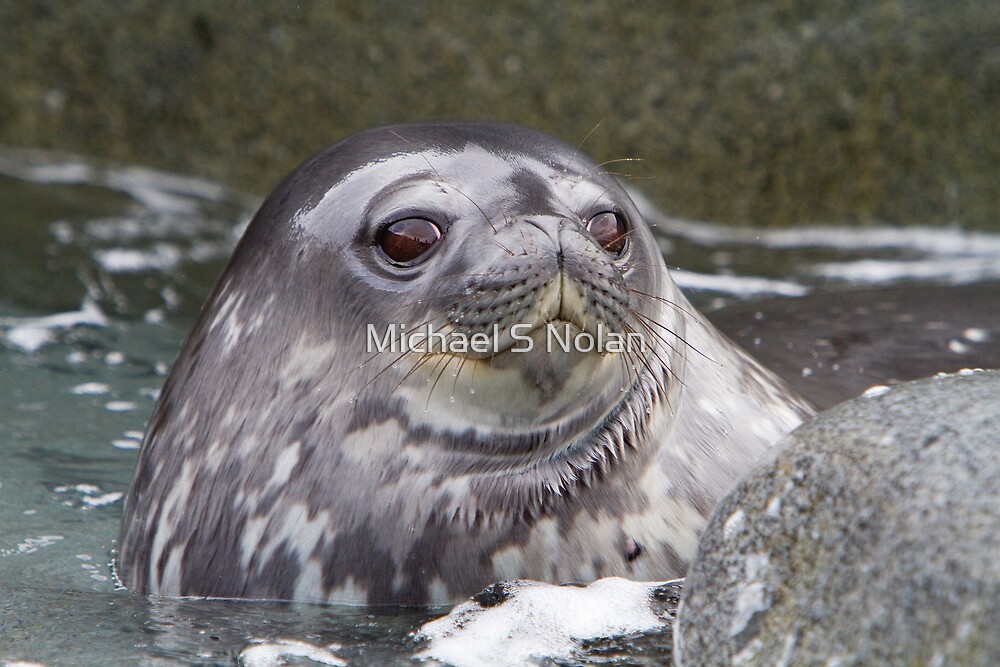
[{"x1": 438, "y1": 357, "x2": 675, "y2": 525}]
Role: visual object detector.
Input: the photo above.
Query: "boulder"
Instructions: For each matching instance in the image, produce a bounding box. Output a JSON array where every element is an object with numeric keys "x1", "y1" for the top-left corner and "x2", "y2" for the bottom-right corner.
[{"x1": 676, "y1": 370, "x2": 1000, "y2": 666}]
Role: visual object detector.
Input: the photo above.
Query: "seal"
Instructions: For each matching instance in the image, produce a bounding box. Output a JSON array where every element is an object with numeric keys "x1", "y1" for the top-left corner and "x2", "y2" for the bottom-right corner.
[{"x1": 117, "y1": 122, "x2": 813, "y2": 605}]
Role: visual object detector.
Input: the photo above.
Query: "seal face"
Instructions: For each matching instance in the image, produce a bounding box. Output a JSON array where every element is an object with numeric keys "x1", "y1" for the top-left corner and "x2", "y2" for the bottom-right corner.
[{"x1": 117, "y1": 122, "x2": 813, "y2": 605}]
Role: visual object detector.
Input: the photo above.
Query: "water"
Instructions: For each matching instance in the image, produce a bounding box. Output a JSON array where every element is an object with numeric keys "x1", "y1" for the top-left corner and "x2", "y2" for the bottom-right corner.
[{"x1": 0, "y1": 150, "x2": 997, "y2": 665}]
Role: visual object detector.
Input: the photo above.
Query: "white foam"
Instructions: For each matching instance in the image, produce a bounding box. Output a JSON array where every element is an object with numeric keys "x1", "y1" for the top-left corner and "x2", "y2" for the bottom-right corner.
[
  {"x1": 112, "y1": 431, "x2": 144, "y2": 450},
  {"x1": 71, "y1": 382, "x2": 110, "y2": 395},
  {"x1": 670, "y1": 270, "x2": 809, "y2": 297},
  {"x1": 415, "y1": 578, "x2": 669, "y2": 667},
  {"x1": 80, "y1": 492, "x2": 124, "y2": 508},
  {"x1": 55, "y1": 484, "x2": 100, "y2": 495},
  {"x1": 629, "y1": 190, "x2": 1000, "y2": 256},
  {"x1": 93, "y1": 244, "x2": 184, "y2": 273},
  {"x1": 1, "y1": 299, "x2": 109, "y2": 353},
  {"x1": 629, "y1": 187, "x2": 1000, "y2": 291},
  {"x1": 52, "y1": 484, "x2": 123, "y2": 510},
  {"x1": 238, "y1": 639, "x2": 346, "y2": 667},
  {"x1": 105, "y1": 401, "x2": 138, "y2": 412},
  {"x1": 808, "y1": 257, "x2": 1000, "y2": 284},
  {"x1": 760, "y1": 226, "x2": 1000, "y2": 255},
  {"x1": 5, "y1": 327, "x2": 54, "y2": 353},
  {"x1": 104, "y1": 351, "x2": 126, "y2": 365},
  {"x1": 112, "y1": 439, "x2": 141, "y2": 450},
  {"x1": 0, "y1": 148, "x2": 255, "y2": 213},
  {"x1": 2, "y1": 535, "x2": 64, "y2": 556}
]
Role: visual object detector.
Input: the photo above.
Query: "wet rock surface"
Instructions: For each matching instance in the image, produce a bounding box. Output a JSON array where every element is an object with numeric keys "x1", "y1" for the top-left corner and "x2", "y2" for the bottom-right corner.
[
  {"x1": 675, "y1": 370, "x2": 1000, "y2": 666},
  {"x1": 3, "y1": 2, "x2": 1000, "y2": 229},
  {"x1": 709, "y1": 283, "x2": 1000, "y2": 409}
]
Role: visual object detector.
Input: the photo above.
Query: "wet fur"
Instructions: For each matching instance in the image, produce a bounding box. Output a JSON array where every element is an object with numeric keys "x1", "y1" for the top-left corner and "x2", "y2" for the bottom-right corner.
[{"x1": 117, "y1": 122, "x2": 813, "y2": 605}]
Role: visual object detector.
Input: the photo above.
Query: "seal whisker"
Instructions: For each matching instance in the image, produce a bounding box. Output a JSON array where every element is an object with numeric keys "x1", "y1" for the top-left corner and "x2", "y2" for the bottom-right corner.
[
  {"x1": 619, "y1": 313, "x2": 675, "y2": 377},
  {"x1": 489, "y1": 237, "x2": 518, "y2": 257},
  {"x1": 350, "y1": 347, "x2": 422, "y2": 399},
  {"x1": 390, "y1": 128, "x2": 504, "y2": 236},
  {"x1": 393, "y1": 289, "x2": 486, "y2": 310},
  {"x1": 603, "y1": 172, "x2": 656, "y2": 181},
  {"x1": 424, "y1": 353, "x2": 457, "y2": 410},
  {"x1": 582, "y1": 188, "x2": 614, "y2": 215},
  {"x1": 612, "y1": 325, "x2": 643, "y2": 394},
  {"x1": 390, "y1": 350, "x2": 439, "y2": 395},
  {"x1": 565, "y1": 116, "x2": 607, "y2": 177},
  {"x1": 347, "y1": 314, "x2": 445, "y2": 396},
  {"x1": 619, "y1": 284, "x2": 699, "y2": 319},
  {"x1": 452, "y1": 170, "x2": 514, "y2": 234},
  {"x1": 608, "y1": 226, "x2": 642, "y2": 251},
  {"x1": 387, "y1": 268, "x2": 529, "y2": 311},
  {"x1": 618, "y1": 261, "x2": 674, "y2": 269},
  {"x1": 408, "y1": 352, "x2": 451, "y2": 412},
  {"x1": 510, "y1": 221, "x2": 533, "y2": 257},
  {"x1": 450, "y1": 354, "x2": 470, "y2": 400},
  {"x1": 327, "y1": 338, "x2": 422, "y2": 389},
  {"x1": 594, "y1": 157, "x2": 646, "y2": 170},
  {"x1": 574, "y1": 158, "x2": 646, "y2": 185},
  {"x1": 620, "y1": 311, "x2": 684, "y2": 389},
  {"x1": 437, "y1": 269, "x2": 514, "y2": 279},
  {"x1": 626, "y1": 305, "x2": 713, "y2": 365}
]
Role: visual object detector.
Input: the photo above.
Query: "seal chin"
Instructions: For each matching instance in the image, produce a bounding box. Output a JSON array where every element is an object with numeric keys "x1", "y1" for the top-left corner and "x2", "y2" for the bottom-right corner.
[{"x1": 481, "y1": 317, "x2": 617, "y2": 356}]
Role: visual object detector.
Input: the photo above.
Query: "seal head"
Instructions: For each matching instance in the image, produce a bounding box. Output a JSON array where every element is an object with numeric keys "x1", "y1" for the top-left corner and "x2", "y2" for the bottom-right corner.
[{"x1": 118, "y1": 122, "x2": 812, "y2": 605}]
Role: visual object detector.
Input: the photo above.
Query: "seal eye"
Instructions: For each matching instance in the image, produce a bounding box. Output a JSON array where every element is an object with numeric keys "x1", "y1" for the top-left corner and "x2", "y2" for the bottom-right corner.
[
  {"x1": 586, "y1": 211, "x2": 628, "y2": 255},
  {"x1": 378, "y1": 217, "x2": 442, "y2": 265}
]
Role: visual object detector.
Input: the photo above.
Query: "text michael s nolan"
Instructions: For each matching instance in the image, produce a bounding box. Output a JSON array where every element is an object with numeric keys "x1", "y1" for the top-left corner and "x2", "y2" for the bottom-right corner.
[{"x1": 366, "y1": 323, "x2": 646, "y2": 354}]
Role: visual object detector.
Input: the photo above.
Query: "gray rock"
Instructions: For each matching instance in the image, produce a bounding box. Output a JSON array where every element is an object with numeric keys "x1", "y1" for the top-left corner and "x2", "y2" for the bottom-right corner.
[{"x1": 675, "y1": 370, "x2": 1000, "y2": 666}]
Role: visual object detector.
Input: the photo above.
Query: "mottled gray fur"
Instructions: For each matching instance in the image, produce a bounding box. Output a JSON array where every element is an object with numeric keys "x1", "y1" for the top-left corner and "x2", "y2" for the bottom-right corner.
[{"x1": 117, "y1": 122, "x2": 813, "y2": 605}]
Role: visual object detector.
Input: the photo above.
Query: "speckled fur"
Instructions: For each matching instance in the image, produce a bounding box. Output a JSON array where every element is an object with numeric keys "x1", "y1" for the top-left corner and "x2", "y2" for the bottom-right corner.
[{"x1": 117, "y1": 122, "x2": 813, "y2": 605}]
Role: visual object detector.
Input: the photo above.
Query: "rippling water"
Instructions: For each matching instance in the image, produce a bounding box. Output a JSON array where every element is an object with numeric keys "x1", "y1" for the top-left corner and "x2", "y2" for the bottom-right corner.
[{"x1": 0, "y1": 150, "x2": 997, "y2": 665}]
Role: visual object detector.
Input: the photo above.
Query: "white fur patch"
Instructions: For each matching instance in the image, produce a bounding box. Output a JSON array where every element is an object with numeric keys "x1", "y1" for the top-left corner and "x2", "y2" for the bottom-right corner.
[{"x1": 267, "y1": 441, "x2": 301, "y2": 488}]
